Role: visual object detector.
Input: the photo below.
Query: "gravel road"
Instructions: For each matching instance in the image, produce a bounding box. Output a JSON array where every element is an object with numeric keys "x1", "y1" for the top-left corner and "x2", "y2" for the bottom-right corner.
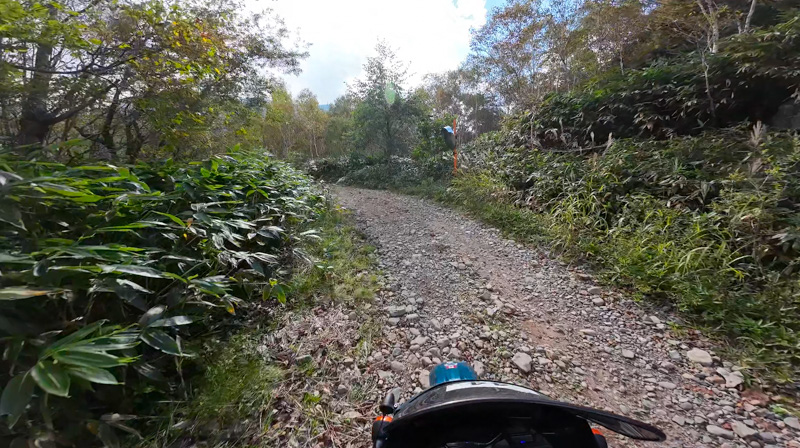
[{"x1": 333, "y1": 186, "x2": 800, "y2": 448}]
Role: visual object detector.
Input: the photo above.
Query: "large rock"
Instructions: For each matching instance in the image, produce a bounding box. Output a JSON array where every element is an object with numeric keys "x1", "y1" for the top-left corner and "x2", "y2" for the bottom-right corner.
[
  {"x1": 388, "y1": 306, "x2": 407, "y2": 317},
  {"x1": 512, "y1": 352, "x2": 533, "y2": 373},
  {"x1": 419, "y1": 370, "x2": 431, "y2": 389},
  {"x1": 784, "y1": 416, "x2": 800, "y2": 430},
  {"x1": 390, "y1": 361, "x2": 405, "y2": 373},
  {"x1": 706, "y1": 425, "x2": 735, "y2": 440},
  {"x1": 716, "y1": 368, "x2": 744, "y2": 388},
  {"x1": 410, "y1": 336, "x2": 429, "y2": 346},
  {"x1": 687, "y1": 348, "x2": 713, "y2": 366},
  {"x1": 770, "y1": 100, "x2": 800, "y2": 130},
  {"x1": 758, "y1": 432, "x2": 778, "y2": 443},
  {"x1": 473, "y1": 361, "x2": 485, "y2": 377},
  {"x1": 731, "y1": 421, "x2": 757, "y2": 439},
  {"x1": 342, "y1": 410, "x2": 363, "y2": 420}
]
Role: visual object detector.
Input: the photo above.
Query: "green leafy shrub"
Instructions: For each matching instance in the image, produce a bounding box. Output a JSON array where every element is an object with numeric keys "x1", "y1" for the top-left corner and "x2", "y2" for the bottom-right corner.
[
  {"x1": 305, "y1": 152, "x2": 383, "y2": 182},
  {"x1": 0, "y1": 150, "x2": 323, "y2": 445},
  {"x1": 309, "y1": 153, "x2": 452, "y2": 191}
]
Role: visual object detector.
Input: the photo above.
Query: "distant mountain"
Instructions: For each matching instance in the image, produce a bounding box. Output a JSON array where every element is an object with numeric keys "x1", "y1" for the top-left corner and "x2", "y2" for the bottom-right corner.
[{"x1": 319, "y1": 104, "x2": 331, "y2": 112}]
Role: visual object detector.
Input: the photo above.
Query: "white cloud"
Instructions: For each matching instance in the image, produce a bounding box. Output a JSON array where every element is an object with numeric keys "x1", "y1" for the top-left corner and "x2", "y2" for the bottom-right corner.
[{"x1": 250, "y1": 0, "x2": 487, "y2": 104}]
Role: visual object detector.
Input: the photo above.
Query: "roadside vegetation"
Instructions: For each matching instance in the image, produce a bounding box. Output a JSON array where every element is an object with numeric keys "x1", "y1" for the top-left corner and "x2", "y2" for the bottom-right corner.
[
  {"x1": 138, "y1": 202, "x2": 380, "y2": 447},
  {"x1": 0, "y1": 150, "x2": 324, "y2": 444},
  {"x1": 0, "y1": 148, "x2": 380, "y2": 446},
  {"x1": 0, "y1": 0, "x2": 383, "y2": 445},
  {"x1": 309, "y1": 3, "x2": 800, "y2": 385}
]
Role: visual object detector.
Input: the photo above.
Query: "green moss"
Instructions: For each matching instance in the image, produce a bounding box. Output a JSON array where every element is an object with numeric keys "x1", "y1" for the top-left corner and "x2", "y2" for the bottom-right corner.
[
  {"x1": 187, "y1": 332, "x2": 284, "y2": 424},
  {"x1": 289, "y1": 205, "x2": 380, "y2": 306}
]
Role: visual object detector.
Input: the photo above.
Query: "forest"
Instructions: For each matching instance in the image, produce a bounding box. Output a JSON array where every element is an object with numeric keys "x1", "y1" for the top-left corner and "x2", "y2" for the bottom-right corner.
[{"x1": 1, "y1": 0, "x2": 800, "y2": 446}]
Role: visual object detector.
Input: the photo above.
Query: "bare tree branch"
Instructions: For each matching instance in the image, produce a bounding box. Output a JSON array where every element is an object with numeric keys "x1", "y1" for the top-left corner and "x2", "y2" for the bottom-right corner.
[
  {"x1": 46, "y1": 83, "x2": 116, "y2": 124},
  {"x1": 7, "y1": 55, "x2": 136, "y2": 76}
]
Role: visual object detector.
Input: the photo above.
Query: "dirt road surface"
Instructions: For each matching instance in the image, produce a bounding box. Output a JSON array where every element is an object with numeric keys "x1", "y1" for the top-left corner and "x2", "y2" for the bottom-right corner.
[{"x1": 333, "y1": 186, "x2": 799, "y2": 448}]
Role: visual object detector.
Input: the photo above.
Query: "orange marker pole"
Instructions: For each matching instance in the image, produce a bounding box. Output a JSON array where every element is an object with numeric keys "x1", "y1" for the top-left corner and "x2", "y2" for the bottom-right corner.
[{"x1": 453, "y1": 117, "x2": 458, "y2": 174}]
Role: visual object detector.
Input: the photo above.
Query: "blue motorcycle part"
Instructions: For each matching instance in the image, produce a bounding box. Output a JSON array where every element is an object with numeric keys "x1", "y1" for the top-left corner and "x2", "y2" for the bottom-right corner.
[
  {"x1": 441, "y1": 126, "x2": 456, "y2": 150},
  {"x1": 429, "y1": 361, "x2": 477, "y2": 387}
]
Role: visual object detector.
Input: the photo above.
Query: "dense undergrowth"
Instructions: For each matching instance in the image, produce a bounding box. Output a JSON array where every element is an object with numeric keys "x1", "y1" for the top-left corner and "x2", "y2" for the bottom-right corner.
[
  {"x1": 141, "y1": 207, "x2": 380, "y2": 446},
  {"x1": 0, "y1": 150, "x2": 330, "y2": 446},
  {"x1": 505, "y1": 16, "x2": 800, "y2": 150},
  {"x1": 455, "y1": 127, "x2": 800, "y2": 382},
  {"x1": 307, "y1": 152, "x2": 452, "y2": 191}
]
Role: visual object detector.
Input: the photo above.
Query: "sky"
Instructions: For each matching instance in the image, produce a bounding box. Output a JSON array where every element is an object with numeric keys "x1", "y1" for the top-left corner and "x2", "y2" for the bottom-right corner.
[{"x1": 250, "y1": 0, "x2": 506, "y2": 104}]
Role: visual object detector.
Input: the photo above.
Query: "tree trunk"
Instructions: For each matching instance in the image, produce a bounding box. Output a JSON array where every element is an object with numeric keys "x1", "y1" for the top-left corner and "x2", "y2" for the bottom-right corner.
[
  {"x1": 17, "y1": 118, "x2": 50, "y2": 147},
  {"x1": 281, "y1": 125, "x2": 290, "y2": 158},
  {"x1": 744, "y1": 0, "x2": 757, "y2": 33},
  {"x1": 102, "y1": 87, "x2": 121, "y2": 151},
  {"x1": 16, "y1": 6, "x2": 56, "y2": 147},
  {"x1": 384, "y1": 104, "x2": 393, "y2": 157},
  {"x1": 696, "y1": 0, "x2": 720, "y2": 54},
  {"x1": 125, "y1": 120, "x2": 143, "y2": 164},
  {"x1": 17, "y1": 48, "x2": 54, "y2": 146},
  {"x1": 700, "y1": 50, "x2": 717, "y2": 122},
  {"x1": 711, "y1": 19, "x2": 719, "y2": 53}
]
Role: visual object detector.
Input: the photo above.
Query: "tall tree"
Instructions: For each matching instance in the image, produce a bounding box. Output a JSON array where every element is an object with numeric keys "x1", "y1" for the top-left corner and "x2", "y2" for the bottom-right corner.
[
  {"x1": 349, "y1": 42, "x2": 421, "y2": 156},
  {"x1": 422, "y1": 70, "x2": 501, "y2": 143},
  {"x1": 294, "y1": 89, "x2": 328, "y2": 158},
  {"x1": 465, "y1": 0, "x2": 548, "y2": 110},
  {"x1": 263, "y1": 85, "x2": 295, "y2": 158},
  {"x1": 541, "y1": 0, "x2": 587, "y2": 92},
  {"x1": 324, "y1": 93, "x2": 357, "y2": 156},
  {"x1": 580, "y1": 0, "x2": 648, "y2": 74},
  {"x1": 1, "y1": 0, "x2": 305, "y2": 160}
]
